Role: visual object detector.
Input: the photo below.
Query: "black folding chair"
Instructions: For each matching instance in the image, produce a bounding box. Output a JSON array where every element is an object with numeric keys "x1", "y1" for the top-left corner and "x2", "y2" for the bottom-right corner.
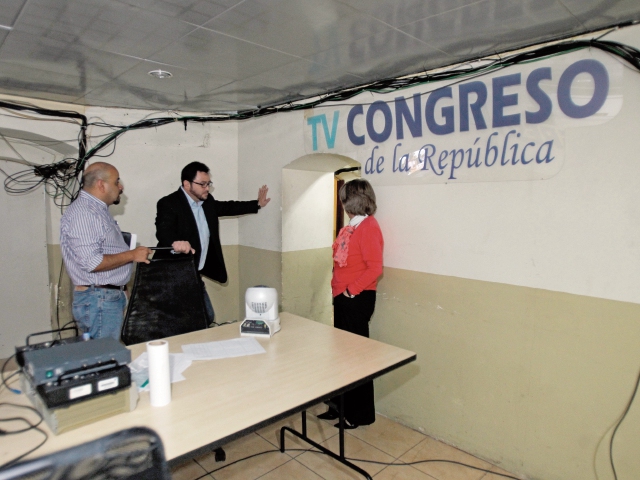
[
  {"x1": 0, "y1": 427, "x2": 170, "y2": 480},
  {"x1": 121, "y1": 255, "x2": 208, "y2": 345}
]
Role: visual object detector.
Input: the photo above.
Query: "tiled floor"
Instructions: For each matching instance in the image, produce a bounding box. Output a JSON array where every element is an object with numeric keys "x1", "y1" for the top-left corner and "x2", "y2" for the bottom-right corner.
[{"x1": 170, "y1": 404, "x2": 524, "y2": 480}]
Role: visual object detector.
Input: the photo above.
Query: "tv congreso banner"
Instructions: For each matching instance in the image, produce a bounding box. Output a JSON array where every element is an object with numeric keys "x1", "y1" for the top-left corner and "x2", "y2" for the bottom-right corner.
[{"x1": 303, "y1": 49, "x2": 622, "y2": 185}]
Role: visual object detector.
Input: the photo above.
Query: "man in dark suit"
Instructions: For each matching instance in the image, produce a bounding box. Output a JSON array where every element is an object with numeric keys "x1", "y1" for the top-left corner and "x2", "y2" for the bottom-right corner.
[{"x1": 155, "y1": 161, "x2": 270, "y2": 323}]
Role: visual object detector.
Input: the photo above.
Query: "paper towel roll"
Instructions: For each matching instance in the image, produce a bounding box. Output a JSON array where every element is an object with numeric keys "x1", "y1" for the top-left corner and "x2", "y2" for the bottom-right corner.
[{"x1": 147, "y1": 340, "x2": 171, "y2": 406}]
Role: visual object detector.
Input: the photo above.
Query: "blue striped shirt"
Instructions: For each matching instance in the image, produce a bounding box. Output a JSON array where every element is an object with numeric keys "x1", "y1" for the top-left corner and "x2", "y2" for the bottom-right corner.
[{"x1": 60, "y1": 190, "x2": 131, "y2": 286}]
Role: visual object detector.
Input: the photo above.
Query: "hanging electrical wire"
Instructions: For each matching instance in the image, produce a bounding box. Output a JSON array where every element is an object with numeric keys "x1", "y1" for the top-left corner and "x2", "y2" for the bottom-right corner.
[
  {"x1": 2, "y1": 37, "x2": 640, "y2": 208},
  {"x1": 0, "y1": 100, "x2": 86, "y2": 207}
]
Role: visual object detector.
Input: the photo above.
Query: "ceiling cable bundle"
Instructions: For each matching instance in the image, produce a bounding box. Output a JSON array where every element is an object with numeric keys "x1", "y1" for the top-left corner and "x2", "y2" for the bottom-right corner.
[{"x1": 0, "y1": 100, "x2": 87, "y2": 208}]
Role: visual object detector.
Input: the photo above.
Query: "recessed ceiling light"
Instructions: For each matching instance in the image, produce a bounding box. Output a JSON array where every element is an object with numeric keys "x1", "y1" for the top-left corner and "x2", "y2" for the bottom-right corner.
[{"x1": 148, "y1": 69, "x2": 173, "y2": 79}]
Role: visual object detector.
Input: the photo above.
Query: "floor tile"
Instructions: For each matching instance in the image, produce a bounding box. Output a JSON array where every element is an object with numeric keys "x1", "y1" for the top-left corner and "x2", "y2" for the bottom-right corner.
[
  {"x1": 374, "y1": 465, "x2": 437, "y2": 479},
  {"x1": 256, "y1": 406, "x2": 338, "y2": 457},
  {"x1": 170, "y1": 410, "x2": 521, "y2": 480},
  {"x1": 347, "y1": 414, "x2": 427, "y2": 459},
  {"x1": 296, "y1": 431, "x2": 395, "y2": 479},
  {"x1": 195, "y1": 433, "x2": 291, "y2": 480},
  {"x1": 399, "y1": 437, "x2": 493, "y2": 480},
  {"x1": 257, "y1": 458, "x2": 325, "y2": 479},
  {"x1": 171, "y1": 458, "x2": 213, "y2": 480}
]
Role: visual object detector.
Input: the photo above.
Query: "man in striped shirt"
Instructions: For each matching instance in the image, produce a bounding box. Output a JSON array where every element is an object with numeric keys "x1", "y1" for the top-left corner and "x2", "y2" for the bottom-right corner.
[{"x1": 60, "y1": 162, "x2": 152, "y2": 340}]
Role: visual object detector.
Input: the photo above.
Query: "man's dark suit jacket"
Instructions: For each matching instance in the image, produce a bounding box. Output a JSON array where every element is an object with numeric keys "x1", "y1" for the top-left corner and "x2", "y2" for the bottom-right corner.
[{"x1": 155, "y1": 188, "x2": 259, "y2": 283}]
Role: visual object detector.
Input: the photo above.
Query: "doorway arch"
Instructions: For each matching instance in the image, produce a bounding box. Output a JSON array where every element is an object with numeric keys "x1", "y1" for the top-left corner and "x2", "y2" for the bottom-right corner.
[{"x1": 281, "y1": 153, "x2": 359, "y2": 325}]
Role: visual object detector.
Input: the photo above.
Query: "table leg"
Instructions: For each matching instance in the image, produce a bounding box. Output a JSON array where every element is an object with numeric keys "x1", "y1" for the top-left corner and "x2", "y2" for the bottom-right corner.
[
  {"x1": 302, "y1": 410, "x2": 307, "y2": 437},
  {"x1": 338, "y1": 395, "x2": 345, "y2": 458},
  {"x1": 279, "y1": 395, "x2": 372, "y2": 480}
]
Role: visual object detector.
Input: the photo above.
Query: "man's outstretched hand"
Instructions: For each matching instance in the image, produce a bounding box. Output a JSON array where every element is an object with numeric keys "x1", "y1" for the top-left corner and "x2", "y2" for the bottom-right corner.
[{"x1": 258, "y1": 185, "x2": 271, "y2": 208}]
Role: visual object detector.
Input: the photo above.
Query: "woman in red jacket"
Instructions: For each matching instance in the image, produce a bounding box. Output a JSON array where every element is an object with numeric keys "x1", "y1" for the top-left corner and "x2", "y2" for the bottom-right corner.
[{"x1": 318, "y1": 178, "x2": 384, "y2": 429}]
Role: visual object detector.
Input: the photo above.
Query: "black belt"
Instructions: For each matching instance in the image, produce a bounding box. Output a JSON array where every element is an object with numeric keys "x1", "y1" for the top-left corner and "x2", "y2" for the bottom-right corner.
[{"x1": 81, "y1": 284, "x2": 127, "y2": 291}]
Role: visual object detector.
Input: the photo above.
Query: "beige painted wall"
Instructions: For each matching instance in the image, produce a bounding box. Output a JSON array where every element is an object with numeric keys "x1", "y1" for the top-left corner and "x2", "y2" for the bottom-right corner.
[
  {"x1": 46, "y1": 244, "x2": 73, "y2": 334},
  {"x1": 372, "y1": 267, "x2": 640, "y2": 480},
  {"x1": 0, "y1": 96, "x2": 83, "y2": 356},
  {"x1": 282, "y1": 248, "x2": 333, "y2": 326},
  {"x1": 280, "y1": 166, "x2": 336, "y2": 326},
  {"x1": 282, "y1": 169, "x2": 335, "y2": 252},
  {"x1": 207, "y1": 246, "x2": 283, "y2": 326},
  {"x1": 203, "y1": 245, "x2": 240, "y2": 325},
  {"x1": 0, "y1": 188, "x2": 50, "y2": 356},
  {"x1": 238, "y1": 246, "x2": 282, "y2": 318}
]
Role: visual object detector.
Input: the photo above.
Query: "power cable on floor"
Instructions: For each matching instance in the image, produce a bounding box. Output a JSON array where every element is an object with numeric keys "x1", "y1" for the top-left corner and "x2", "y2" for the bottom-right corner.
[
  {"x1": 190, "y1": 445, "x2": 523, "y2": 480},
  {"x1": 608, "y1": 364, "x2": 640, "y2": 480}
]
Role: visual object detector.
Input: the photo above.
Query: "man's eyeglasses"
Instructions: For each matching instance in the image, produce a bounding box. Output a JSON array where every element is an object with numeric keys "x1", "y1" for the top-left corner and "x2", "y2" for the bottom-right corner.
[{"x1": 191, "y1": 181, "x2": 213, "y2": 188}]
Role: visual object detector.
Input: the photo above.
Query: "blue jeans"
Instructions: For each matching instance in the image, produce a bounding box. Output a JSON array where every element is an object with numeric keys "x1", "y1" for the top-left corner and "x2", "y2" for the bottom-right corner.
[
  {"x1": 201, "y1": 279, "x2": 215, "y2": 325},
  {"x1": 72, "y1": 287, "x2": 126, "y2": 340}
]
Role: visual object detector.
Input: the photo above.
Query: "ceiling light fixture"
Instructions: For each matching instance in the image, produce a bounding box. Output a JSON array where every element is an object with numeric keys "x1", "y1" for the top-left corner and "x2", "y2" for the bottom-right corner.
[{"x1": 148, "y1": 69, "x2": 173, "y2": 79}]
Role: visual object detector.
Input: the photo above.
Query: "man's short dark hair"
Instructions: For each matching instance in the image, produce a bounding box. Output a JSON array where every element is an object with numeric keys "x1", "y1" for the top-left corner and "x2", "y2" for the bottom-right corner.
[{"x1": 181, "y1": 162, "x2": 210, "y2": 183}]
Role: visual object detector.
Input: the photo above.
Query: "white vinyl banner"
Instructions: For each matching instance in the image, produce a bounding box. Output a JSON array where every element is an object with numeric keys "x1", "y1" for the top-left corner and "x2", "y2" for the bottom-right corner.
[{"x1": 303, "y1": 49, "x2": 623, "y2": 185}]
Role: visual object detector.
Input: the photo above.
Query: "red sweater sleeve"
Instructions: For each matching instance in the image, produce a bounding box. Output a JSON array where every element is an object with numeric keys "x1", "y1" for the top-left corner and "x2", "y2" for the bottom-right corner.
[{"x1": 347, "y1": 217, "x2": 384, "y2": 295}]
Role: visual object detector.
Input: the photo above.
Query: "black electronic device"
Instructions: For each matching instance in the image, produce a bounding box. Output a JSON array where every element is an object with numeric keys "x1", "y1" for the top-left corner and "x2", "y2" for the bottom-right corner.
[
  {"x1": 15, "y1": 327, "x2": 81, "y2": 367},
  {"x1": 20, "y1": 337, "x2": 132, "y2": 409},
  {"x1": 239, "y1": 319, "x2": 272, "y2": 336},
  {"x1": 34, "y1": 363, "x2": 131, "y2": 408},
  {"x1": 22, "y1": 337, "x2": 130, "y2": 386}
]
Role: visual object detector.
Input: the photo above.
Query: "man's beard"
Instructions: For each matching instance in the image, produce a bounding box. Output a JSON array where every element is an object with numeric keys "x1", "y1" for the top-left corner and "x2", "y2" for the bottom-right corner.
[{"x1": 189, "y1": 187, "x2": 207, "y2": 201}]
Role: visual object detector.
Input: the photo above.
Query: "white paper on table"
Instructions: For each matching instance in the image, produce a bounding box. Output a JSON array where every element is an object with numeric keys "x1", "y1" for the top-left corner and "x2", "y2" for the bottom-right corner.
[
  {"x1": 181, "y1": 337, "x2": 266, "y2": 361},
  {"x1": 129, "y1": 352, "x2": 193, "y2": 392}
]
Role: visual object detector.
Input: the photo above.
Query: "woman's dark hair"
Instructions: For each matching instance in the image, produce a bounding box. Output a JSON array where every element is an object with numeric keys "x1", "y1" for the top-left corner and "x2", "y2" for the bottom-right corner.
[
  {"x1": 339, "y1": 178, "x2": 377, "y2": 216},
  {"x1": 181, "y1": 161, "x2": 210, "y2": 183}
]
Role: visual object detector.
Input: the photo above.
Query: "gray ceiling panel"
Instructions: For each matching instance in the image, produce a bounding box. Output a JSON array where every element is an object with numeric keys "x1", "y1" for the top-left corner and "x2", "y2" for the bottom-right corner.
[
  {"x1": 77, "y1": 80, "x2": 191, "y2": 110},
  {"x1": 176, "y1": 94, "x2": 252, "y2": 112},
  {"x1": 0, "y1": 0, "x2": 27, "y2": 28},
  {"x1": 0, "y1": 61, "x2": 99, "y2": 103},
  {"x1": 17, "y1": 0, "x2": 199, "y2": 60},
  {"x1": 561, "y1": 0, "x2": 640, "y2": 28},
  {"x1": 206, "y1": 73, "x2": 291, "y2": 102},
  {"x1": 176, "y1": 1, "x2": 244, "y2": 26},
  {"x1": 149, "y1": 26, "x2": 298, "y2": 77},
  {"x1": 337, "y1": 0, "x2": 484, "y2": 29},
  {"x1": 403, "y1": 0, "x2": 525, "y2": 58},
  {"x1": 243, "y1": 59, "x2": 364, "y2": 97},
  {"x1": 118, "y1": 0, "x2": 248, "y2": 26},
  {"x1": 80, "y1": 84, "x2": 235, "y2": 111},
  {"x1": 201, "y1": 0, "x2": 392, "y2": 58},
  {"x1": 304, "y1": 28, "x2": 450, "y2": 81},
  {"x1": 99, "y1": 17, "x2": 196, "y2": 60},
  {"x1": 0, "y1": 0, "x2": 638, "y2": 112},
  {"x1": 0, "y1": 30, "x2": 142, "y2": 81},
  {"x1": 113, "y1": 62, "x2": 234, "y2": 100},
  {"x1": 0, "y1": 30, "x2": 9, "y2": 50}
]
